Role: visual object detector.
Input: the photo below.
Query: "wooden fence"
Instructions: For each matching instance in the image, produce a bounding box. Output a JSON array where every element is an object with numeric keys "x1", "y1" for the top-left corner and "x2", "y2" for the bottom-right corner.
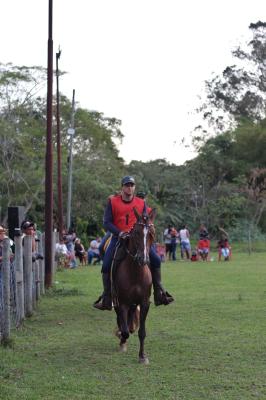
[{"x1": 0, "y1": 232, "x2": 56, "y2": 344}]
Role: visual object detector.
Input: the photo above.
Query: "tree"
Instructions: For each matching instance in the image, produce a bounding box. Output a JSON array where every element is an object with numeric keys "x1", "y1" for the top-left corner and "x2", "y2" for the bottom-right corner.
[{"x1": 198, "y1": 21, "x2": 266, "y2": 133}]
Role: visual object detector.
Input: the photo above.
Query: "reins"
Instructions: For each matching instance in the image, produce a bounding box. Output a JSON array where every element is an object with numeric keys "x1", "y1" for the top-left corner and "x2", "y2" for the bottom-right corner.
[{"x1": 124, "y1": 222, "x2": 154, "y2": 266}]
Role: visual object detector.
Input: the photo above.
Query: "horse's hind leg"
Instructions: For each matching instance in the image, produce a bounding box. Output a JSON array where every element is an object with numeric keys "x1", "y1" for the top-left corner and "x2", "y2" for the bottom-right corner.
[{"x1": 138, "y1": 302, "x2": 150, "y2": 364}]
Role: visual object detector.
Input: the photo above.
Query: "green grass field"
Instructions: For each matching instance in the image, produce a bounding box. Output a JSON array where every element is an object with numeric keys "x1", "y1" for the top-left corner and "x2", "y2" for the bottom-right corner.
[{"x1": 1, "y1": 253, "x2": 266, "y2": 400}]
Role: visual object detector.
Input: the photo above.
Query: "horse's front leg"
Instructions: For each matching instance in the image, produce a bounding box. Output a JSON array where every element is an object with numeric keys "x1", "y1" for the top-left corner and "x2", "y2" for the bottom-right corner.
[
  {"x1": 138, "y1": 301, "x2": 150, "y2": 364},
  {"x1": 117, "y1": 304, "x2": 129, "y2": 352}
]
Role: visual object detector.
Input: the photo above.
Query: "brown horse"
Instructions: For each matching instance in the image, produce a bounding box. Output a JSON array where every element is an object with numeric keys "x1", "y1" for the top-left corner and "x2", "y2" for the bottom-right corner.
[{"x1": 112, "y1": 207, "x2": 156, "y2": 364}]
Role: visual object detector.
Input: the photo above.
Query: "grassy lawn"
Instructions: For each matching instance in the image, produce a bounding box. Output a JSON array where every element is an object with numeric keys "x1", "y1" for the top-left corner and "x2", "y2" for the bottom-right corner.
[{"x1": 1, "y1": 253, "x2": 266, "y2": 400}]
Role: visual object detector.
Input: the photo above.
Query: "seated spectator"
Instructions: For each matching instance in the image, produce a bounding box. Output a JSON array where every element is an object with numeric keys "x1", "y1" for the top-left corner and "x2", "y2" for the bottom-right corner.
[
  {"x1": 55, "y1": 237, "x2": 70, "y2": 268},
  {"x1": 191, "y1": 250, "x2": 198, "y2": 262},
  {"x1": 74, "y1": 238, "x2": 86, "y2": 265},
  {"x1": 87, "y1": 237, "x2": 101, "y2": 265},
  {"x1": 65, "y1": 230, "x2": 77, "y2": 269},
  {"x1": 197, "y1": 238, "x2": 210, "y2": 261}
]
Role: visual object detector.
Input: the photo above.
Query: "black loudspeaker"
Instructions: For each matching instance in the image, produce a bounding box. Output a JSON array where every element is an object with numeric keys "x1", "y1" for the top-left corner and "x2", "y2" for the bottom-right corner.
[{"x1": 8, "y1": 206, "x2": 25, "y2": 240}]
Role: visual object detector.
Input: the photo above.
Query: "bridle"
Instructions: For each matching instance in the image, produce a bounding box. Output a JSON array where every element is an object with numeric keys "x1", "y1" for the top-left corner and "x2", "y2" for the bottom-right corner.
[{"x1": 124, "y1": 220, "x2": 155, "y2": 266}]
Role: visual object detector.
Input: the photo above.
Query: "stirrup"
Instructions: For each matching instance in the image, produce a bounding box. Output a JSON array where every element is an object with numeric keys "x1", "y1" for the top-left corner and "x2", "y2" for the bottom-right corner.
[{"x1": 93, "y1": 296, "x2": 112, "y2": 311}]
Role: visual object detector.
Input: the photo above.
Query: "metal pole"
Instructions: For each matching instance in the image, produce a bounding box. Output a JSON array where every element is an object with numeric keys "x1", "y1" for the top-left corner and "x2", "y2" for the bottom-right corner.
[
  {"x1": 66, "y1": 89, "x2": 75, "y2": 231},
  {"x1": 56, "y1": 48, "x2": 64, "y2": 239},
  {"x1": 45, "y1": 0, "x2": 53, "y2": 288}
]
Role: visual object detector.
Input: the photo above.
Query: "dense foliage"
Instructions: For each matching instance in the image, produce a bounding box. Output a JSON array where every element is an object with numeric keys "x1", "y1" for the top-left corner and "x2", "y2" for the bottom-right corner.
[{"x1": 1, "y1": 21, "x2": 266, "y2": 243}]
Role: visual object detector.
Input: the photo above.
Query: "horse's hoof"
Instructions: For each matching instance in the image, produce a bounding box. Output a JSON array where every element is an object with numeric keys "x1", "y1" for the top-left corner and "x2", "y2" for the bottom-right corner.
[
  {"x1": 139, "y1": 356, "x2": 149, "y2": 365},
  {"x1": 120, "y1": 343, "x2": 127, "y2": 353}
]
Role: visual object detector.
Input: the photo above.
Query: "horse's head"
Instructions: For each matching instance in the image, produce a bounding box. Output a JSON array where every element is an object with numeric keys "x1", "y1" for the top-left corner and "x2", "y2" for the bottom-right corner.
[{"x1": 128, "y1": 206, "x2": 156, "y2": 266}]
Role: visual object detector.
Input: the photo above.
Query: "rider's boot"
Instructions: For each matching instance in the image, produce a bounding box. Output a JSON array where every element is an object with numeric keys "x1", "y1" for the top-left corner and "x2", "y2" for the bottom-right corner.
[
  {"x1": 151, "y1": 267, "x2": 174, "y2": 306},
  {"x1": 93, "y1": 273, "x2": 112, "y2": 311}
]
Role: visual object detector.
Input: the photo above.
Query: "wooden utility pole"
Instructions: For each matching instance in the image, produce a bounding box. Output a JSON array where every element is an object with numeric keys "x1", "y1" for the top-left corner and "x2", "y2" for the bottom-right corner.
[{"x1": 45, "y1": 0, "x2": 54, "y2": 288}]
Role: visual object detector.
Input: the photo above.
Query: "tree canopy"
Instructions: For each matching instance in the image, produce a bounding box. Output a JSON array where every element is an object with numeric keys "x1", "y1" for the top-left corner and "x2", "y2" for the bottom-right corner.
[{"x1": 1, "y1": 20, "x2": 266, "y2": 245}]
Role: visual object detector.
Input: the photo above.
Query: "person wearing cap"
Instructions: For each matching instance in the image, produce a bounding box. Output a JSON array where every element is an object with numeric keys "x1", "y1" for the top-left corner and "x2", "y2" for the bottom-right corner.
[
  {"x1": 21, "y1": 220, "x2": 44, "y2": 261},
  {"x1": 0, "y1": 226, "x2": 14, "y2": 268},
  {"x1": 93, "y1": 175, "x2": 174, "y2": 311}
]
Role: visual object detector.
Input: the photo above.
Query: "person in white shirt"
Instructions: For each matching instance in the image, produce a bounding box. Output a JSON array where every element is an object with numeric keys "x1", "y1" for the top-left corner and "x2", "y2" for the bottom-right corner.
[
  {"x1": 179, "y1": 224, "x2": 191, "y2": 260},
  {"x1": 87, "y1": 238, "x2": 101, "y2": 265},
  {"x1": 55, "y1": 237, "x2": 70, "y2": 268}
]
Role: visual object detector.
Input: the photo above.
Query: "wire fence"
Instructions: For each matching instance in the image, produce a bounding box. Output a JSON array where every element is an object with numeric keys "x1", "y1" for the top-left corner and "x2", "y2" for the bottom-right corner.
[{"x1": 0, "y1": 232, "x2": 56, "y2": 344}]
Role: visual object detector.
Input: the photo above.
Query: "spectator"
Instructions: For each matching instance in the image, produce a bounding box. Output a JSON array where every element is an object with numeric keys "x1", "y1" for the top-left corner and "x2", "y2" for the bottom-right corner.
[
  {"x1": 218, "y1": 236, "x2": 230, "y2": 261},
  {"x1": 21, "y1": 220, "x2": 43, "y2": 262},
  {"x1": 163, "y1": 225, "x2": 172, "y2": 260},
  {"x1": 199, "y1": 223, "x2": 209, "y2": 239},
  {"x1": 87, "y1": 237, "x2": 101, "y2": 265},
  {"x1": 0, "y1": 226, "x2": 14, "y2": 265},
  {"x1": 170, "y1": 226, "x2": 179, "y2": 261},
  {"x1": 197, "y1": 237, "x2": 210, "y2": 261},
  {"x1": 179, "y1": 224, "x2": 191, "y2": 260},
  {"x1": 65, "y1": 230, "x2": 77, "y2": 269},
  {"x1": 191, "y1": 250, "x2": 198, "y2": 262},
  {"x1": 55, "y1": 237, "x2": 70, "y2": 268},
  {"x1": 74, "y1": 238, "x2": 86, "y2": 265}
]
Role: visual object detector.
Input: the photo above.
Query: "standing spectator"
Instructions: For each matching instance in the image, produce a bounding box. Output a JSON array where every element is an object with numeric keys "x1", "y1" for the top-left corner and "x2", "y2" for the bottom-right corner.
[
  {"x1": 87, "y1": 237, "x2": 101, "y2": 265},
  {"x1": 163, "y1": 225, "x2": 172, "y2": 261},
  {"x1": 179, "y1": 224, "x2": 191, "y2": 260},
  {"x1": 199, "y1": 223, "x2": 209, "y2": 239},
  {"x1": 21, "y1": 221, "x2": 43, "y2": 262},
  {"x1": 0, "y1": 226, "x2": 14, "y2": 264},
  {"x1": 217, "y1": 227, "x2": 231, "y2": 261},
  {"x1": 170, "y1": 227, "x2": 178, "y2": 261}
]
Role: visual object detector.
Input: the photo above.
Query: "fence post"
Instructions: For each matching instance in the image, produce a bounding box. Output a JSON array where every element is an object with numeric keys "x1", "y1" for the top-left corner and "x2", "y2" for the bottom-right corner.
[
  {"x1": 24, "y1": 235, "x2": 33, "y2": 317},
  {"x1": 35, "y1": 255, "x2": 41, "y2": 302},
  {"x1": 40, "y1": 233, "x2": 45, "y2": 295},
  {"x1": 1, "y1": 238, "x2": 11, "y2": 344},
  {"x1": 15, "y1": 234, "x2": 24, "y2": 325},
  {"x1": 32, "y1": 259, "x2": 37, "y2": 310}
]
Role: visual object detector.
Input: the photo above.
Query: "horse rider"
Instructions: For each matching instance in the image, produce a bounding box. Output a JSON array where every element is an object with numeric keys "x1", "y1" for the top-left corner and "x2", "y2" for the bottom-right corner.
[{"x1": 93, "y1": 175, "x2": 174, "y2": 311}]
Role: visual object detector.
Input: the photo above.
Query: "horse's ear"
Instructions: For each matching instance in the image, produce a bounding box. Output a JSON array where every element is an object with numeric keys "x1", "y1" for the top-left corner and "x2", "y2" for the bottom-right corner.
[
  {"x1": 148, "y1": 208, "x2": 156, "y2": 222},
  {"x1": 133, "y1": 207, "x2": 141, "y2": 220}
]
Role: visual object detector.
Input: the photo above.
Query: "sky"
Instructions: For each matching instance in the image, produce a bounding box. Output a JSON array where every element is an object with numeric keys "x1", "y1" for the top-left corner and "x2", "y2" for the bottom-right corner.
[{"x1": 1, "y1": 0, "x2": 266, "y2": 165}]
